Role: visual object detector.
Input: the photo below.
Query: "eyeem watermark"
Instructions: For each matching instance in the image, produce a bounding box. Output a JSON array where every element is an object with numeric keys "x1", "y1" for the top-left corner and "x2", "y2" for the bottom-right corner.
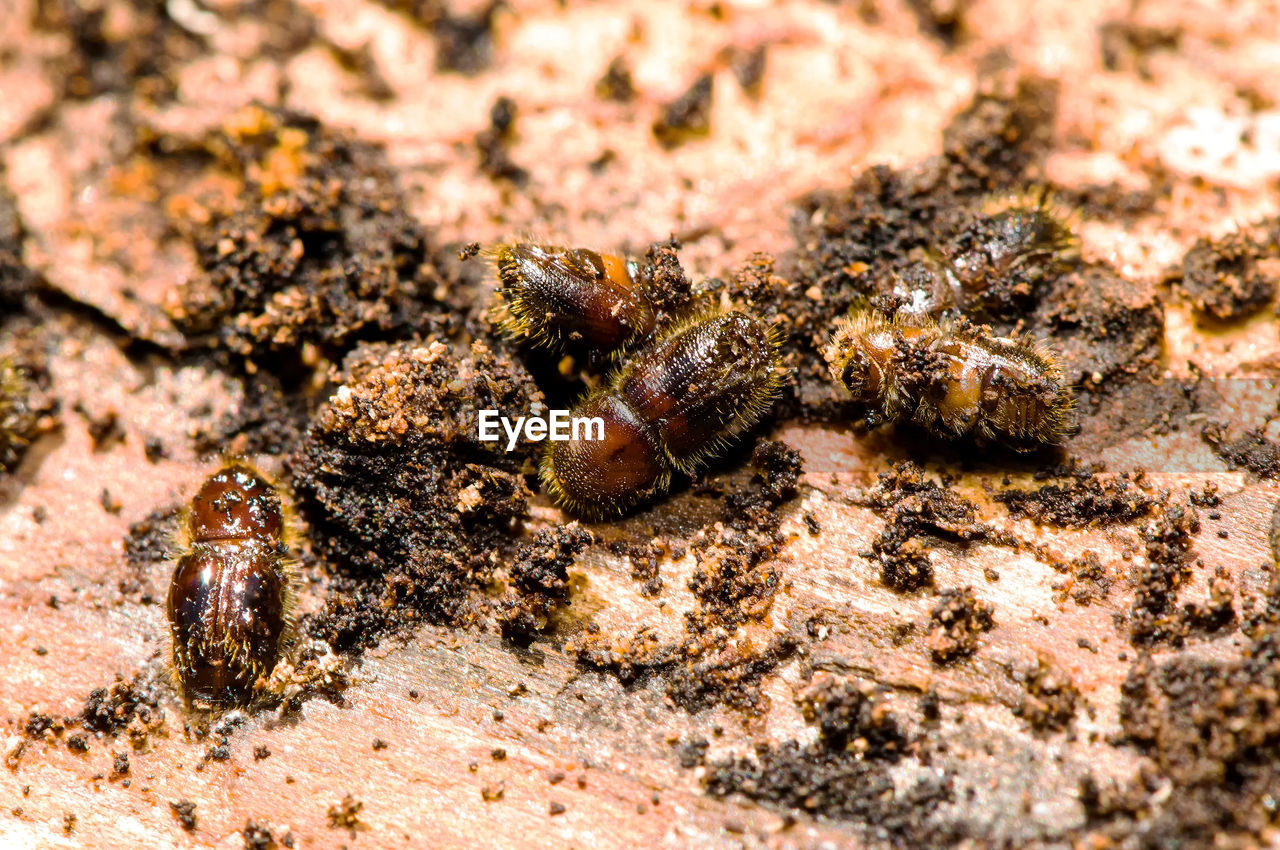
[{"x1": 478, "y1": 410, "x2": 604, "y2": 451}]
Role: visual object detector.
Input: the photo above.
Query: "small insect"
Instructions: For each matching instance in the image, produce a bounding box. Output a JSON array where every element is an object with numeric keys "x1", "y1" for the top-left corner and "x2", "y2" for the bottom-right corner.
[
  {"x1": 542, "y1": 309, "x2": 784, "y2": 518},
  {"x1": 0, "y1": 358, "x2": 36, "y2": 471},
  {"x1": 824, "y1": 308, "x2": 1075, "y2": 450},
  {"x1": 893, "y1": 191, "x2": 1079, "y2": 319},
  {"x1": 167, "y1": 463, "x2": 296, "y2": 710},
  {"x1": 489, "y1": 242, "x2": 656, "y2": 359}
]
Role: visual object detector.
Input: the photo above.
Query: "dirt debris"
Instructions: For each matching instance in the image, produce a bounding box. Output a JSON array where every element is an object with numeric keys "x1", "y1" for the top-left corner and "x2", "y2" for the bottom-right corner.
[
  {"x1": 79, "y1": 672, "x2": 165, "y2": 737},
  {"x1": 326, "y1": 794, "x2": 363, "y2": 831},
  {"x1": 193, "y1": 372, "x2": 315, "y2": 457},
  {"x1": 0, "y1": 179, "x2": 35, "y2": 309},
  {"x1": 904, "y1": 0, "x2": 976, "y2": 47},
  {"x1": 1179, "y1": 567, "x2": 1236, "y2": 636},
  {"x1": 0, "y1": 322, "x2": 60, "y2": 472},
  {"x1": 795, "y1": 674, "x2": 906, "y2": 757},
  {"x1": 1098, "y1": 19, "x2": 1182, "y2": 78},
  {"x1": 570, "y1": 438, "x2": 803, "y2": 714},
  {"x1": 609, "y1": 539, "x2": 668, "y2": 596},
  {"x1": 1012, "y1": 659, "x2": 1080, "y2": 733},
  {"x1": 858, "y1": 463, "x2": 985, "y2": 592},
  {"x1": 704, "y1": 673, "x2": 960, "y2": 845},
  {"x1": 169, "y1": 799, "x2": 197, "y2": 831},
  {"x1": 242, "y1": 820, "x2": 283, "y2": 850},
  {"x1": 596, "y1": 56, "x2": 636, "y2": 103},
  {"x1": 1129, "y1": 502, "x2": 1202, "y2": 646},
  {"x1": 121, "y1": 506, "x2": 181, "y2": 592},
  {"x1": 994, "y1": 466, "x2": 1155, "y2": 527},
  {"x1": 1202, "y1": 423, "x2": 1280, "y2": 479},
  {"x1": 292, "y1": 339, "x2": 541, "y2": 651},
  {"x1": 747, "y1": 440, "x2": 802, "y2": 505},
  {"x1": 33, "y1": 0, "x2": 207, "y2": 102},
  {"x1": 652, "y1": 73, "x2": 714, "y2": 150},
  {"x1": 1031, "y1": 263, "x2": 1164, "y2": 393},
  {"x1": 1050, "y1": 550, "x2": 1115, "y2": 607},
  {"x1": 927, "y1": 586, "x2": 996, "y2": 664},
  {"x1": 1104, "y1": 617, "x2": 1280, "y2": 846},
  {"x1": 168, "y1": 106, "x2": 455, "y2": 368},
  {"x1": 498, "y1": 525, "x2": 594, "y2": 642},
  {"x1": 475, "y1": 95, "x2": 529, "y2": 186},
  {"x1": 1173, "y1": 226, "x2": 1278, "y2": 322},
  {"x1": 432, "y1": 1, "x2": 502, "y2": 75},
  {"x1": 638, "y1": 239, "x2": 696, "y2": 321}
]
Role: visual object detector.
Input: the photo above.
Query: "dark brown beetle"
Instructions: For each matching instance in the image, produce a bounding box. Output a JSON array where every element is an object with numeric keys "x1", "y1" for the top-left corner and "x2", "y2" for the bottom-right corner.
[
  {"x1": 542, "y1": 309, "x2": 784, "y2": 518},
  {"x1": 167, "y1": 463, "x2": 294, "y2": 710},
  {"x1": 824, "y1": 308, "x2": 1075, "y2": 451},
  {"x1": 490, "y1": 242, "x2": 656, "y2": 358}
]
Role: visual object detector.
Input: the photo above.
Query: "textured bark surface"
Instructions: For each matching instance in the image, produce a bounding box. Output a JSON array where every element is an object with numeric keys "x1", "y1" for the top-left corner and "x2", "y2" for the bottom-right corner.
[{"x1": 3, "y1": 0, "x2": 1280, "y2": 847}]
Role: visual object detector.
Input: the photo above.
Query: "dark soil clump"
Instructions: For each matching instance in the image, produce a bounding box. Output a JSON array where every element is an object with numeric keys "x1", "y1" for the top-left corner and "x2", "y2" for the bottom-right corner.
[
  {"x1": 430, "y1": 1, "x2": 502, "y2": 75},
  {"x1": 652, "y1": 74, "x2": 714, "y2": 149},
  {"x1": 1129, "y1": 502, "x2": 1201, "y2": 645},
  {"x1": 242, "y1": 820, "x2": 281, "y2": 850},
  {"x1": 0, "y1": 179, "x2": 35, "y2": 309},
  {"x1": 795, "y1": 675, "x2": 907, "y2": 757},
  {"x1": 1175, "y1": 228, "x2": 1278, "y2": 321},
  {"x1": 169, "y1": 107, "x2": 457, "y2": 369},
  {"x1": 498, "y1": 525, "x2": 594, "y2": 642},
  {"x1": 1051, "y1": 551, "x2": 1115, "y2": 606},
  {"x1": 927, "y1": 586, "x2": 996, "y2": 663},
  {"x1": 905, "y1": 0, "x2": 976, "y2": 46},
  {"x1": 33, "y1": 0, "x2": 207, "y2": 102},
  {"x1": 0, "y1": 322, "x2": 60, "y2": 471},
  {"x1": 1202, "y1": 423, "x2": 1280, "y2": 479},
  {"x1": 995, "y1": 468, "x2": 1155, "y2": 527},
  {"x1": 193, "y1": 372, "x2": 316, "y2": 457},
  {"x1": 595, "y1": 57, "x2": 636, "y2": 103},
  {"x1": 475, "y1": 96, "x2": 529, "y2": 186},
  {"x1": 860, "y1": 463, "x2": 985, "y2": 591},
  {"x1": 123, "y1": 507, "x2": 181, "y2": 569},
  {"x1": 80, "y1": 672, "x2": 164, "y2": 736},
  {"x1": 1013, "y1": 659, "x2": 1080, "y2": 732},
  {"x1": 292, "y1": 339, "x2": 542, "y2": 651},
  {"x1": 1109, "y1": 623, "x2": 1280, "y2": 845},
  {"x1": 327, "y1": 794, "x2": 363, "y2": 830},
  {"x1": 1029, "y1": 263, "x2": 1164, "y2": 392},
  {"x1": 169, "y1": 800, "x2": 197, "y2": 831},
  {"x1": 704, "y1": 674, "x2": 960, "y2": 844}
]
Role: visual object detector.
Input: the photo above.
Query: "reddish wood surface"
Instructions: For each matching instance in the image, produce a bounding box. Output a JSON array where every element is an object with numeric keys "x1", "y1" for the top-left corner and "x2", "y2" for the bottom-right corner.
[{"x1": 3, "y1": 0, "x2": 1280, "y2": 846}]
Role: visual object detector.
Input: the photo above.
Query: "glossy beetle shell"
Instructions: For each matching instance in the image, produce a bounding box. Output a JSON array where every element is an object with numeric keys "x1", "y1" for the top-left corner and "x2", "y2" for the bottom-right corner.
[
  {"x1": 493, "y1": 242, "x2": 656, "y2": 357},
  {"x1": 542, "y1": 309, "x2": 783, "y2": 519},
  {"x1": 167, "y1": 464, "x2": 293, "y2": 709}
]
